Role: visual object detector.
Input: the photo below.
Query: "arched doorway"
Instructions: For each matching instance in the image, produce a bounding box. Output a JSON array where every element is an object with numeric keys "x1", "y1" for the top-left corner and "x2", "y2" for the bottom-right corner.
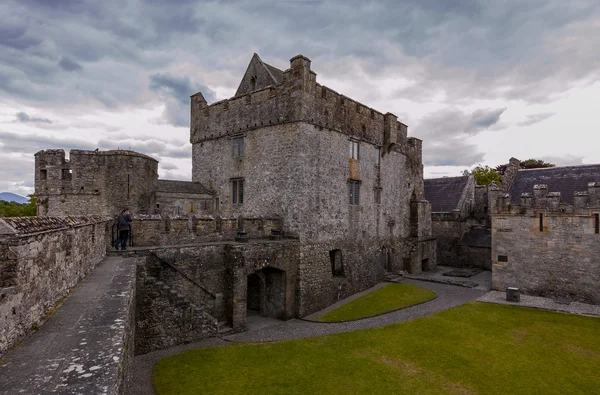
[{"x1": 246, "y1": 267, "x2": 286, "y2": 319}]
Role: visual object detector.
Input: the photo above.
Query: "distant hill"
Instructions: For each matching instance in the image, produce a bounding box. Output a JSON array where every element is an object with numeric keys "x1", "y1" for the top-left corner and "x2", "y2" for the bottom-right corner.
[{"x1": 0, "y1": 192, "x2": 29, "y2": 204}]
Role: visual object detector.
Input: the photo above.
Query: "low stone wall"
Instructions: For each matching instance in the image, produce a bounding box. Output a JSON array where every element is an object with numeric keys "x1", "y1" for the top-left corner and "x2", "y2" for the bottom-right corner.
[
  {"x1": 120, "y1": 215, "x2": 282, "y2": 247},
  {"x1": 0, "y1": 215, "x2": 111, "y2": 356}
]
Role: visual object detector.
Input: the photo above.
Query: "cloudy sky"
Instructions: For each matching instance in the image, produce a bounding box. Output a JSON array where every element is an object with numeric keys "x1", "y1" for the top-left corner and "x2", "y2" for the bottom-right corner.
[{"x1": 1, "y1": 0, "x2": 599, "y2": 196}]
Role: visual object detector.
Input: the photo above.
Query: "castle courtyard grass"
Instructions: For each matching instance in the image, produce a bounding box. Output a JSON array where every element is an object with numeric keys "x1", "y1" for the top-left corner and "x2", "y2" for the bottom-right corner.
[
  {"x1": 153, "y1": 302, "x2": 600, "y2": 395},
  {"x1": 317, "y1": 283, "x2": 436, "y2": 322}
]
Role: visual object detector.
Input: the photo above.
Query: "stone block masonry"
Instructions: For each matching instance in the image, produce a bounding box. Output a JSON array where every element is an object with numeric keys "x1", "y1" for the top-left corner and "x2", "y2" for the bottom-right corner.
[
  {"x1": 0, "y1": 215, "x2": 111, "y2": 356},
  {"x1": 492, "y1": 181, "x2": 600, "y2": 304}
]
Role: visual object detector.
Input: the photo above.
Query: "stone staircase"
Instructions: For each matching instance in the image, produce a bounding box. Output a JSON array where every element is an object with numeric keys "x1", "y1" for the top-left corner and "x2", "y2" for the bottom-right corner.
[
  {"x1": 218, "y1": 321, "x2": 234, "y2": 336},
  {"x1": 136, "y1": 275, "x2": 218, "y2": 354},
  {"x1": 144, "y1": 276, "x2": 214, "y2": 318},
  {"x1": 385, "y1": 271, "x2": 404, "y2": 283}
]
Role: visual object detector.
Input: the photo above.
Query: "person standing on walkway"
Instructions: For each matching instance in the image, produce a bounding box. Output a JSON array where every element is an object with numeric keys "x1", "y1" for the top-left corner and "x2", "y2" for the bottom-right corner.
[{"x1": 116, "y1": 208, "x2": 133, "y2": 250}]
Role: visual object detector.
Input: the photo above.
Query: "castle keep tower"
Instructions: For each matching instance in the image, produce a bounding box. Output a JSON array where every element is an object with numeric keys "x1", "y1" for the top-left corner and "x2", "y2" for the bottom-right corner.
[
  {"x1": 190, "y1": 53, "x2": 436, "y2": 315},
  {"x1": 35, "y1": 149, "x2": 159, "y2": 216}
]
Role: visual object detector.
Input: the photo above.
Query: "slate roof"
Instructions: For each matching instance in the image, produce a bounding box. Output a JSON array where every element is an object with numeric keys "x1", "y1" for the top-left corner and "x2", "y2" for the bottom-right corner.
[
  {"x1": 156, "y1": 180, "x2": 213, "y2": 195},
  {"x1": 424, "y1": 176, "x2": 470, "y2": 212},
  {"x1": 0, "y1": 215, "x2": 110, "y2": 236},
  {"x1": 264, "y1": 62, "x2": 284, "y2": 83},
  {"x1": 508, "y1": 164, "x2": 600, "y2": 204}
]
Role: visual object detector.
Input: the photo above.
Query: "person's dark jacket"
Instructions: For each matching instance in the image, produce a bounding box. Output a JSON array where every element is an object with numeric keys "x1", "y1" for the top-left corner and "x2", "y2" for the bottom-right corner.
[{"x1": 117, "y1": 213, "x2": 132, "y2": 231}]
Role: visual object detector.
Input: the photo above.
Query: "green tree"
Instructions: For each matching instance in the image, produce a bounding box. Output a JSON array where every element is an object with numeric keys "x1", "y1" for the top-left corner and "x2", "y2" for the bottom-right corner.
[
  {"x1": 465, "y1": 165, "x2": 502, "y2": 186},
  {"x1": 0, "y1": 194, "x2": 36, "y2": 217}
]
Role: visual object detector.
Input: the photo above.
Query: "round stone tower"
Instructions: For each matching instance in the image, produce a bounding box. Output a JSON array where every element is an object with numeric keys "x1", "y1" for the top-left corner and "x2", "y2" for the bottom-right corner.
[{"x1": 35, "y1": 149, "x2": 159, "y2": 216}]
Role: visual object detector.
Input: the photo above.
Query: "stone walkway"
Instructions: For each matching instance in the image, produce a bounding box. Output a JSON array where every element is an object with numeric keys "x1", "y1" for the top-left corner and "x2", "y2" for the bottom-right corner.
[
  {"x1": 0, "y1": 256, "x2": 136, "y2": 395},
  {"x1": 477, "y1": 291, "x2": 600, "y2": 317},
  {"x1": 131, "y1": 279, "x2": 486, "y2": 395}
]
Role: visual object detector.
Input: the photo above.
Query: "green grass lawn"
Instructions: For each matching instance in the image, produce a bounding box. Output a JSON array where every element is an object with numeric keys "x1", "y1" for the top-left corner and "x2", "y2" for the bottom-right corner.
[
  {"x1": 153, "y1": 303, "x2": 600, "y2": 395},
  {"x1": 318, "y1": 283, "x2": 436, "y2": 322}
]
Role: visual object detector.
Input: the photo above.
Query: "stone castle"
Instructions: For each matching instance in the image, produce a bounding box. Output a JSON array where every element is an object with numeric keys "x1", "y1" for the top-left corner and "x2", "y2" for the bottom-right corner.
[
  {"x1": 0, "y1": 53, "x2": 436, "y2": 392},
  {"x1": 2, "y1": 53, "x2": 599, "y2": 394}
]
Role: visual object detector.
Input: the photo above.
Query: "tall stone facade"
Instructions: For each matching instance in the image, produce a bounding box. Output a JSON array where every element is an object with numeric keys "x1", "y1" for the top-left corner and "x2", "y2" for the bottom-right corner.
[
  {"x1": 190, "y1": 53, "x2": 436, "y2": 316},
  {"x1": 491, "y1": 165, "x2": 600, "y2": 304}
]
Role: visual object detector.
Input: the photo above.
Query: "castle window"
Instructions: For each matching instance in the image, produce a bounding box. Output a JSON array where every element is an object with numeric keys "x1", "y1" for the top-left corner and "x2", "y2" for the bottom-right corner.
[
  {"x1": 40, "y1": 169, "x2": 47, "y2": 180},
  {"x1": 62, "y1": 169, "x2": 72, "y2": 180},
  {"x1": 349, "y1": 140, "x2": 359, "y2": 160},
  {"x1": 250, "y1": 75, "x2": 256, "y2": 91},
  {"x1": 375, "y1": 147, "x2": 381, "y2": 165},
  {"x1": 374, "y1": 187, "x2": 381, "y2": 204},
  {"x1": 321, "y1": 88, "x2": 327, "y2": 98},
  {"x1": 231, "y1": 179, "x2": 244, "y2": 205},
  {"x1": 329, "y1": 249, "x2": 344, "y2": 277},
  {"x1": 189, "y1": 202, "x2": 195, "y2": 213},
  {"x1": 348, "y1": 180, "x2": 360, "y2": 205},
  {"x1": 370, "y1": 109, "x2": 375, "y2": 119},
  {"x1": 232, "y1": 136, "x2": 244, "y2": 157},
  {"x1": 539, "y1": 213, "x2": 544, "y2": 232},
  {"x1": 595, "y1": 213, "x2": 599, "y2": 234}
]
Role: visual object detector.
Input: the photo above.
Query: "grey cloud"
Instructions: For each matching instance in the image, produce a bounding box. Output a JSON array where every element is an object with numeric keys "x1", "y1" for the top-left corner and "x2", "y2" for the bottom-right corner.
[
  {"x1": 1, "y1": 0, "x2": 598, "y2": 113},
  {"x1": 517, "y1": 112, "x2": 556, "y2": 127},
  {"x1": 149, "y1": 72, "x2": 216, "y2": 126},
  {"x1": 413, "y1": 107, "x2": 504, "y2": 167},
  {"x1": 424, "y1": 140, "x2": 485, "y2": 166},
  {"x1": 0, "y1": 23, "x2": 42, "y2": 50},
  {"x1": 413, "y1": 107, "x2": 506, "y2": 140},
  {"x1": 96, "y1": 138, "x2": 191, "y2": 159},
  {"x1": 540, "y1": 155, "x2": 585, "y2": 167},
  {"x1": 15, "y1": 112, "x2": 52, "y2": 124},
  {"x1": 160, "y1": 162, "x2": 178, "y2": 171},
  {"x1": 58, "y1": 56, "x2": 83, "y2": 71},
  {"x1": 149, "y1": 73, "x2": 216, "y2": 105}
]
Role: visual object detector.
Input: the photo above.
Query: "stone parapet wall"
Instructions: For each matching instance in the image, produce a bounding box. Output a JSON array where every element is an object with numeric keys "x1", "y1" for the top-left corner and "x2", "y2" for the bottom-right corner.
[
  {"x1": 191, "y1": 55, "x2": 410, "y2": 153},
  {"x1": 121, "y1": 215, "x2": 283, "y2": 247},
  {"x1": 0, "y1": 216, "x2": 111, "y2": 356},
  {"x1": 491, "y1": 212, "x2": 600, "y2": 303}
]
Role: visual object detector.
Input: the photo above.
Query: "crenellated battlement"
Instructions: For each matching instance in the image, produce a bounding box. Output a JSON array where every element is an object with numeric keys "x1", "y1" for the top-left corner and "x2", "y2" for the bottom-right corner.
[
  {"x1": 190, "y1": 54, "x2": 411, "y2": 154},
  {"x1": 493, "y1": 181, "x2": 600, "y2": 215},
  {"x1": 35, "y1": 149, "x2": 159, "y2": 216}
]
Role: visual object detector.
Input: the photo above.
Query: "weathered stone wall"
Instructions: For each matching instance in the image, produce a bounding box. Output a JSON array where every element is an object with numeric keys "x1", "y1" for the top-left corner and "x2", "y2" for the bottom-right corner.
[
  {"x1": 492, "y1": 183, "x2": 600, "y2": 303},
  {"x1": 133, "y1": 240, "x2": 299, "y2": 334},
  {"x1": 190, "y1": 54, "x2": 434, "y2": 309},
  {"x1": 155, "y1": 179, "x2": 214, "y2": 216},
  {"x1": 0, "y1": 216, "x2": 110, "y2": 356},
  {"x1": 35, "y1": 149, "x2": 159, "y2": 216},
  {"x1": 123, "y1": 215, "x2": 282, "y2": 247},
  {"x1": 135, "y1": 261, "x2": 218, "y2": 355}
]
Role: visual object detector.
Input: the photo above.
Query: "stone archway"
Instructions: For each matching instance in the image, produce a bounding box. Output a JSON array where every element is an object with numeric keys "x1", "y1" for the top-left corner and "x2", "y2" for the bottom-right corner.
[{"x1": 246, "y1": 267, "x2": 286, "y2": 319}]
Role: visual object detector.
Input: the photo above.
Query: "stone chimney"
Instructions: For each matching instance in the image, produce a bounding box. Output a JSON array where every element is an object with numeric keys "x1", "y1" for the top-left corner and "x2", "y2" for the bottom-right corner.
[{"x1": 500, "y1": 157, "x2": 521, "y2": 192}]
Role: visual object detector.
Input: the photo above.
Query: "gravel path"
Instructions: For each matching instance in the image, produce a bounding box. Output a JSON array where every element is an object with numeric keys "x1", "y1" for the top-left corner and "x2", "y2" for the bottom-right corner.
[
  {"x1": 131, "y1": 279, "x2": 485, "y2": 395},
  {"x1": 477, "y1": 290, "x2": 600, "y2": 317}
]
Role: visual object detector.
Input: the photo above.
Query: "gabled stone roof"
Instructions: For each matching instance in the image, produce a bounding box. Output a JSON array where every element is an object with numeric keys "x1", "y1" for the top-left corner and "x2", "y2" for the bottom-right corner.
[
  {"x1": 0, "y1": 215, "x2": 110, "y2": 236},
  {"x1": 156, "y1": 180, "x2": 213, "y2": 195},
  {"x1": 424, "y1": 176, "x2": 470, "y2": 212},
  {"x1": 234, "y1": 53, "x2": 285, "y2": 96},
  {"x1": 508, "y1": 164, "x2": 600, "y2": 204}
]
